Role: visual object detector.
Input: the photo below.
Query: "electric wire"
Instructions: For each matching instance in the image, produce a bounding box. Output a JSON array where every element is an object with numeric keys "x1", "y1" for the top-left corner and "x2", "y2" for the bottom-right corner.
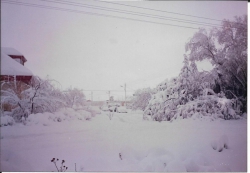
[
  {"x1": 39, "y1": 0, "x2": 221, "y2": 28},
  {"x1": 81, "y1": 90, "x2": 134, "y2": 92},
  {"x1": 1, "y1": 1, "x2": 205, "y2": 30},
  {"x1": 90, "y1": 0, "x2": 245, "y2": 27},
  {"x1": 91, "y1": 0, "x2": 223, "y2": 22}
]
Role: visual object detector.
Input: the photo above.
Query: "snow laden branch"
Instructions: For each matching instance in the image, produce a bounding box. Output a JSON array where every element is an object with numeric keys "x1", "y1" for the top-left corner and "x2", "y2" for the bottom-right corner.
[
  {"x1": 1, "y1": 76, "x2": 86, "y2": 123},
  {"x1": 63, "y1": 87, "x2": 86, "y2": 109},
  {"x1": 131, "y1": 88, "x2": 154, "y2": 111},
  {"x1": 185, "y1": 15, "x2": 247, "y2": 112},
  {"x1": 143, "y1": 15, "x2": 247, "y2": 122}
]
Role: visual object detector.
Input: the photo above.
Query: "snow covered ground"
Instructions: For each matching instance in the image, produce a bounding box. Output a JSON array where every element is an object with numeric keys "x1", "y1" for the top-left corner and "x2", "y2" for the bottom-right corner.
[{"x1": 0, "y1": 109, "x2": 247, "y2": 172}]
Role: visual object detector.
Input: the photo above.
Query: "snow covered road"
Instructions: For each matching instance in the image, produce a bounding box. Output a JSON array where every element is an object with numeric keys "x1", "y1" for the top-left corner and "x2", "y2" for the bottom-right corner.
[{"x1": 0, "y1": 110, "x2": 247, "y2": 171}]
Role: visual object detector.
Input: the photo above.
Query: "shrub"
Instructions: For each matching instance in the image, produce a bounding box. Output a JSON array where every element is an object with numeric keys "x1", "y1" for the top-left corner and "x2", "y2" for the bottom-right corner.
[{"x1": 0, "y1": 115, "x2": 15, "y2": 127}]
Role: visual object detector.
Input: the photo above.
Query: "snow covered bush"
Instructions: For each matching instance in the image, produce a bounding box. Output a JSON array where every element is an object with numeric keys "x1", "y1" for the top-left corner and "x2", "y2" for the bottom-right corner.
[
  {"x1": 1, "y1": 76, "x2": 66, "y2": 122},
  {"x1": 26, "y1": 113, "x2": 52, "y2": 126},
  {"x1": 0, "y1": 76, "x2": 88, "y2": 124},
  {"x1": 26, "y1": 76, "x2": 66, "y2": 114},
  {"x1": 0, "y1": 115, "x2": 15, "y2": 127},
  {"x1": 174, "y1": 95, "x2": 242, "y2": 121},
  {"x1": 53, "y1": 108, "x2": 92, "y2": 121},
  {"x1": 131, "y1": 88, "x2": 154, "y2": 111},
  {"x1": 143, "y1": 77, "x2": 178, "y2": 121},
  {"x1": 144, "y1": 55, "x2": 243, "y2": 122},
  {"x1": 24, "y1": 108, "x2": 95, "y2": 126},
  {"x1": 144, "y1": 82, "x2": 242, "y2": 122}
]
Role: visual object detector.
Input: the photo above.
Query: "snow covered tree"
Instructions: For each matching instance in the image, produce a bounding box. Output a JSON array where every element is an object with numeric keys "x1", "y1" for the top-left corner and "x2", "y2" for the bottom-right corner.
[
  {"x1": 185, "y1": 15, "x2": 247, "y2": 112},
  {"x1": 1, "y1": 79, "x2": 32, "y2": 121},
  {"x1": 144, "y1": 16, "x2": 247, "y2": 121},
  {"x1": 143, "y1": 77, "x2": 180, "y2": 121},
  {"x1": 1, "y1": 76, "x2": 66, "y2": 122},
  {"x1": 1, "y1": 79, "x2": 30, "y2": 112},
  {"x1": 177, "y1": 55, "x2": 195, "y2": 104},
  {"x1": 26, "y1": 76, "x2": 66, "y2": 114},
  {"x1": 63, "y1": 87, "x2": 86, "y2": 108},
  {"x1": 131, "y1": 88, "x2": 153, "y2": 111}
]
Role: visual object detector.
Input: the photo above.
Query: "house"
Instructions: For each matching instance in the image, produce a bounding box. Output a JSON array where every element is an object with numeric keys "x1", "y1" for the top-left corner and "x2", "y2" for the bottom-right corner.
[{"x1": 1, "y1": 47, "x2": 33, "y2": 84}]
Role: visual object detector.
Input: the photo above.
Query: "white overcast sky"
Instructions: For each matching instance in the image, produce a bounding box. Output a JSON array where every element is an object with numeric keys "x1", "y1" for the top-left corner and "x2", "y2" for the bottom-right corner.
[{"x1": 1, "y1": 0, "x2": 247, "y2": 101}]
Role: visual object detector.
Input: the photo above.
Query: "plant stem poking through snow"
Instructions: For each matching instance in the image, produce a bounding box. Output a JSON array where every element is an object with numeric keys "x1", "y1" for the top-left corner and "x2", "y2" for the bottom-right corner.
[
  {"x1": 119, "y1": 153, "x2": 122, "y2": 160},
  {"x1": 51, "y1": 158, "x2": 68, "y2": 172}
]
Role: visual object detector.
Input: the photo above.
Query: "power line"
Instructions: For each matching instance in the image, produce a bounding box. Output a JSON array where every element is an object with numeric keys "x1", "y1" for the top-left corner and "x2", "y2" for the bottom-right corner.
[
  {"x1": 1, "y1": 1, "x2": 202, "y2": 30},
  {"x1": 92, "y1": 0, "x2": 223, "y2": 22},
  {"x1": 39, "y1": 0, "x2": 221, "y2": 28},
  {"x1": 93, "y1": 0, "x2": 246, "y2": 27},
  {"x1": 81, "y1": 89, "x2": 134, "y2": 92}
]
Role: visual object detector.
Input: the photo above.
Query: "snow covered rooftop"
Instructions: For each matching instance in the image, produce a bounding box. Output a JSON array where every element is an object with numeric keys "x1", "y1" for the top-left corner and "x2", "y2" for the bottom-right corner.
[
  {"x1": 2, "y1": 47, "x2": 27, "y2": 63},
  {"x1": 1, "y1": 47, "x2": 24, "y2": 56},
  {"x1": 1, "y1": 52, "x2": 33, "y2": 76}
]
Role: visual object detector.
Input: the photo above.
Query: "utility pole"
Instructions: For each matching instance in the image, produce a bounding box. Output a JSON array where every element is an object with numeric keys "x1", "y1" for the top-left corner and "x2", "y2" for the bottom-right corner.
[
  {"x1": 121, "y1": 84, "x2": 127, "y2": 106},
  {"x1": 107, "y1": 91, "x2": 110, "y2": 100},
  {"x1": 124, "y1": 83, "x2": 126, "y2": 107},
  {"x1": 91, "y1": 91, "x2": 93, "y2": 101}
]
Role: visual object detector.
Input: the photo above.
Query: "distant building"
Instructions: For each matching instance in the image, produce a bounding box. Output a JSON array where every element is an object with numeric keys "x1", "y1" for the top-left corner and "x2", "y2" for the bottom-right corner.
[{"x1": 1, "y1": 47, "x2": 33, "y2": 84}]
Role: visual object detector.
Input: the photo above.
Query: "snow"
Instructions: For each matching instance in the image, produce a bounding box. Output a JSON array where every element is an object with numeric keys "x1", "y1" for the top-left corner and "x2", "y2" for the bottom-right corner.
[
  {"x1": 0, "y1": 110, "x2": 247, "y2": 172},
  {"x1": 101, "y1": 105, "x2": 109, "y2": 111},
  {"x1": 1, "y1": 52, "x2": 33, "y2": 76},
  {"x1": 25, "y1": 108, "x2": 95, "y2": 126},
  {"x1": 0, "y1": 115, "x2": 15, "y2": 127},
  {"x1": 90, "y1": 106, "x2": 102, "y2": 113},
  {"x1": 2, "y1": 47, "x2": 23, "y2": 56},
  {"x1": 117, "y1": 106, "x2": 128, "y2": 113}
]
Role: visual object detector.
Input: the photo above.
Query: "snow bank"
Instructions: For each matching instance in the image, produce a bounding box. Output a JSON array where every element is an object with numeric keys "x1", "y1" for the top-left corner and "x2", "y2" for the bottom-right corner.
[
  {"x1": 119, "y1": 145, "x2": 234, "y2": 172},
  {"x1": 89, "y1": 106, "x2": 102, "y2": 114},
  {"x1": 77, "y1": 106, "x2": 101, "y2": 117},
  {"x1": 130, "y1": 145, "x2": 235, "y2": 172},
  {"x1": 0, "y1": 112, "x2": 246, "y2": 172},
  {"x1": 26, "y1": 113, "x2": 52, "y2": 126},
  {"x1": 0, "y1": 115, "x2": 15, "y2": 127},
  {"x1": 119, "y1": 146, "x2": 145, "y2": 162},
  {"x1": 1, "y1": 106, "x2": 101, "y2": 127},
  {"x1": 76, "y1": 110, "x2": 92, "y2": 120},
  {"x1": 1, "y1": 149, "x2": 34, "y2": 171},
  {"x1": 165, "y1": 160, "x2": 187, "y2": 172},
  {"x1": 24, "y1": 108, "x2": 95, "y2": 126}
]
